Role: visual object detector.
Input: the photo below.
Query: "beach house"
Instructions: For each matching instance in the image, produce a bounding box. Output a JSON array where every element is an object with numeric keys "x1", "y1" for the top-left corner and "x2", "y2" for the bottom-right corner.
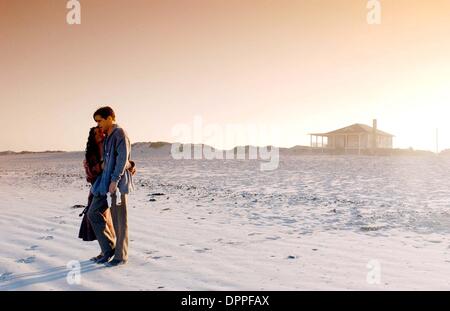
[{"x1": 309, "y1": 120, "x2": 394, "y2": 154}]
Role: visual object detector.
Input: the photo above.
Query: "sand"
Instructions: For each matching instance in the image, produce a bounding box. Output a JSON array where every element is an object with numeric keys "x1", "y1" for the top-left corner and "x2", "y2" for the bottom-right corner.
[{"x1": 1, "y1": 151, "x2": 450, "y2": 290}]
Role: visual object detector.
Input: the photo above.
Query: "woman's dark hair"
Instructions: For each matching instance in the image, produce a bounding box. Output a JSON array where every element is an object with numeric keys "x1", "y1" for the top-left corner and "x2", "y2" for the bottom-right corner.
[
  {"x1": 93, "y1": 106, "x2": 115, "y2": 121},
  {"x1": 85, "y1": 127, "x2": 101, "y2": 165}
]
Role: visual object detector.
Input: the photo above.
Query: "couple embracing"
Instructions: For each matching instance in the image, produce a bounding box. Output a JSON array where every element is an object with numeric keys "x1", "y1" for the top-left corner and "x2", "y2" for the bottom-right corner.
[{"x1": 79, "y1": 106, "x2": 134, "y2": 267}]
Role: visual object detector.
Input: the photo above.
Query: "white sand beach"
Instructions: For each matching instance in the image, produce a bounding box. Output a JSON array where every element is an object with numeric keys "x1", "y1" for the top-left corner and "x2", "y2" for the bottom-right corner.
[{"x1": 1, "y1": 151, "x2": 450, "y2": 290}]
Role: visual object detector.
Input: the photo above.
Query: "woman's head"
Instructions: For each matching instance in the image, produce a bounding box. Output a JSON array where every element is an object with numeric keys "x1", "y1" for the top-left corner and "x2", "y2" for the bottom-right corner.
[
  {"x1": 88, "y1": 126, "x2": 104, "y2": 145},
  {"x1": 85, "y1": 126, "x2": 104, "y2": 162},
  {"x1": 93, "y1": 127, "x2": 105, "y2": 144}
]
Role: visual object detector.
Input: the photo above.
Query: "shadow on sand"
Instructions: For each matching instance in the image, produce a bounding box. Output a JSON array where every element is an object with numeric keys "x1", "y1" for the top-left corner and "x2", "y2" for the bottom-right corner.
[{"x1": 0, "y1": 260, "x2": 107, "y2": 290}]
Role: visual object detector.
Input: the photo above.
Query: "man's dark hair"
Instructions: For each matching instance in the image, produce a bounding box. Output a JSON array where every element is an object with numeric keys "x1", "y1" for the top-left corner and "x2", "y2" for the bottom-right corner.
[{"x1": 93, "y1": 106, "x2": 115, "y2": 121}]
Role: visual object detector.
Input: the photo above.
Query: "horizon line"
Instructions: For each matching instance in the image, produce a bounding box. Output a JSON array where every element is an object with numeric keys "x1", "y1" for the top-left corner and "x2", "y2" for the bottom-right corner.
[{"x1": 0, "y1": 141, "x2": 443, "y2": 154}]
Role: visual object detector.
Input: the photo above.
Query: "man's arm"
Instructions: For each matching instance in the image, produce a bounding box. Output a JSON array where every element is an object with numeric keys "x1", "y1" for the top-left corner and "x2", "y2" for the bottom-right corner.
[{"x1": 109, "y1": 130, "x2": 130, "y2": 193}]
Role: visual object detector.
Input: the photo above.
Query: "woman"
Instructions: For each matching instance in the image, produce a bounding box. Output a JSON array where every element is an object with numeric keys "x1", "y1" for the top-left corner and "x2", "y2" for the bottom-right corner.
[{"x1": 78, "y1": 126, "x2": 116, "y2": 262}]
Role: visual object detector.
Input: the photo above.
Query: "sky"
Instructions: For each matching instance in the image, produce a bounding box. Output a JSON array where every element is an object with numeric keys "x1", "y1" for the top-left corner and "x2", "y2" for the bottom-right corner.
[{"x1": 1, "y1": 0, "x2": 450, "y2": 152}]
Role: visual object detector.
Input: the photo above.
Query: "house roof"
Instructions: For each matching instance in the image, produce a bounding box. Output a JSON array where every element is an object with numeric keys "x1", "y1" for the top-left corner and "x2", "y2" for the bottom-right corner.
[{"x1": 310, "y1": 123, "x2": 394, "y2": 137}]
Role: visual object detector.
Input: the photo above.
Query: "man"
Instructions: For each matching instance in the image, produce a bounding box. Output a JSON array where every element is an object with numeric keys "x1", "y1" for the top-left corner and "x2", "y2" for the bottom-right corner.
[{"x1": 88, "y1": 106, "x2": 133, "y2": 267}]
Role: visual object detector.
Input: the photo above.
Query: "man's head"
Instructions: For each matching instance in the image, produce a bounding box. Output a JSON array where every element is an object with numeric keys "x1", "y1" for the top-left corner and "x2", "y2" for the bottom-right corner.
[{"x1": 93, "y1": 106, "x2": 115, "y2": 134}]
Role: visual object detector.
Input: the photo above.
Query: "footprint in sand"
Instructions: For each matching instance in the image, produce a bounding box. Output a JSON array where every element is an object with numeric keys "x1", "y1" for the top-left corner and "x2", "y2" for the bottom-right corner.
[
  {"x1": 25, "y1": 245, "x2": 39, "y2": 251},
  {"x1": 16, "y1": 257, "x2": 36, "y2": 264},
  {"x1": 266, "y1": 236, "x2": 281, "y2": 240},
  {"x1": 248, "y1": 232, "x2": 262, "y2": 236},
  {"x1": 145, "y1": 250, "x2": 159, "y2": 255},
  {"x1": 225, "y1": 241, "x2": 242, "y2": 246},
  {"x1": 38, "y1": 236, "x2": 54, "y2": 240},
  {"x1": 194, "y1": 248, "x2": 211, "y2": 253},
  {"x1": 0, "y1": 272, "x2": 13, "y2": 282}
]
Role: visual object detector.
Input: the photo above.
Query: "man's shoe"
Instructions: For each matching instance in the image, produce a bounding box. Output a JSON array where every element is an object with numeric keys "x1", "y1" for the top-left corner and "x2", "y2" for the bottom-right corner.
[
  {"x1": 96, "y1": 249, "x2": 115, "y2": 264},
  {"x1": 90, "y1": 254, "x2": 103, "y2": 262},
  {"x1": 105, "y1": 258, "x2": 127, "y2": 267}
]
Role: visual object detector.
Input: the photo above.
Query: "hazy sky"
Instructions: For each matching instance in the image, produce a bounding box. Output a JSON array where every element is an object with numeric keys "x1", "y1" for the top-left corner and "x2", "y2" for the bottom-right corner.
[{"x1": 1, "y1": 0, "x2": 450, "y2": 152}]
